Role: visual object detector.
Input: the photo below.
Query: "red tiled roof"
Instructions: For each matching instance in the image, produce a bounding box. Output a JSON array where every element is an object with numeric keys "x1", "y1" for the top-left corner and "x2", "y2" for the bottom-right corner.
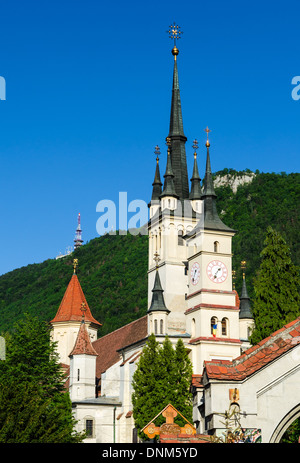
[
  {"x1": 205, "y1": 316, "x2": 300, "y2": 381},
  {"x1": 51, "y1": 274, "x2": 101, "y2": 327},
  {"x1": 92, "y1": 315, "x2": 148, "y2": 377},
  {"x1": 69, "y1": 321, "x2": 98, "y2": 357}
]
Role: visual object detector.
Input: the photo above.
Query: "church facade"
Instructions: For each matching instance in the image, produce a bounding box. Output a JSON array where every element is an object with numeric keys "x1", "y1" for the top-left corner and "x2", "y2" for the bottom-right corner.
[{"x1": 50, "y1": 39, "x2": 258, "y2": 443}]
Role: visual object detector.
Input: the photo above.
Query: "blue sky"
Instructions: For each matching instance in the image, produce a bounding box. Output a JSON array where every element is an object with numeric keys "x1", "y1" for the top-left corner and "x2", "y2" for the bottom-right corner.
[{"x1": 0, "y1": 0, "x2": 299, "y2": 276}]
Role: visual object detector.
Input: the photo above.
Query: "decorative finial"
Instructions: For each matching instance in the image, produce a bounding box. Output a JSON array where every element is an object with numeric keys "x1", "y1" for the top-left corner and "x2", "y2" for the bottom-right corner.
[
  {"x1": 153, "y1": 251, "x2": 161, "y2": 268},
  {"x1": 167, "y1": 23, "x2": 182, "y2": 60},
  {"x1": 73, "y1": 258, "x2": 78, "y2": 274},
  {"x1": 204, "y1": 127, "x2": 211, "y2": 147},
  {"x1": 241, "y1": 260, "x2": 247, "y2": 279},
  {"x1": 154, "y1": 145, "x2": 160, "y2": 163},
  {"x1": 80, "y1": 302, "x2": 87, "y2": 321},
  {"x1": 232, "y1": 269, "x2": 236, "y2": 290},
  {"x1": 192, "y1": 139, "x2": 198, "y2": 158}
]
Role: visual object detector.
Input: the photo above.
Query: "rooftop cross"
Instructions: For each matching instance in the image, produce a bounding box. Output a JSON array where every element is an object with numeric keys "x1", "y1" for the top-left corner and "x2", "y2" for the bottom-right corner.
[
  {"x1": 204, "y1": 126, "x2": 211, "y2": 147},
  {"x1": 167, "y1": 22, "x2": 183, "y2": 46}
]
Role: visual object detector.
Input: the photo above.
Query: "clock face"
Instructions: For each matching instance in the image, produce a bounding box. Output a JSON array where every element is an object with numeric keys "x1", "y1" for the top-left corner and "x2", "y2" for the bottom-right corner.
[
  {"x1": 207, "y1": 260, "x2": 228, "y2": 283},
  {"x1": 190, "y1": 262, "x2": 200, "y2": 286}
]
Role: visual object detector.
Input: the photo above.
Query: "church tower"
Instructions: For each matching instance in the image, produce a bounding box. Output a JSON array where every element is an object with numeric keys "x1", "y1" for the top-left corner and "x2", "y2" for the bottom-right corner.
[
  {"x1": 148, "y1": 24, "x2": 202, "y2": 335},
  {"x1": 185, "y1": 133, "x2": 241, "y2": 368},
  {"x1": 50, "y1": 259, "x2": 101, "y2": 365}
]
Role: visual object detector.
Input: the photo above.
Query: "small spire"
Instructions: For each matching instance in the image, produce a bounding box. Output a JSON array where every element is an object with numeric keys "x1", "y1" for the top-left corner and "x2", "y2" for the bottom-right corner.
[
  {"x1": 239, "y1": 260, "x2": 253, "y2": 319},
  {"x1": 151, "y1": 146, "x2": 163, "y2": 201},
  {"x1": 148, "y1": 256, "x2": 170, "y2": 314},
  {"x1": 189, "y1": 139, "x2": 202, "y2": 200},
  {"x1": 160, "y1": 138, "x2": 178, "y2": 199},
  {"x1": 201, "y1": 128, "x2": 235, "y2": 232},
  {"x1": 232, "y1": 269, "x2": 236, "y2": 290}
]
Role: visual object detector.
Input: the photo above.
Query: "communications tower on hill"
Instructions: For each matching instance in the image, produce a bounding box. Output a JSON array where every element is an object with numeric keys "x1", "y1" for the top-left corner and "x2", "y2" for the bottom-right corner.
[{"x1": 74, "y1": 213, "x2": 83, "y2": 249}]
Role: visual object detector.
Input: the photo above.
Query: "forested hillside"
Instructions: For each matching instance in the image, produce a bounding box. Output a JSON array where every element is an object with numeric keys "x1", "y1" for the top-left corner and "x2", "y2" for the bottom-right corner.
[{"x1": 0, "y1": 170, "x2": 299, "y2": 337}]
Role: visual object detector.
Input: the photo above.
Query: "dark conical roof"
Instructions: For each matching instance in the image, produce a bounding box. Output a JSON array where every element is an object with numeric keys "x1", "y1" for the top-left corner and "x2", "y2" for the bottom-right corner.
[
  {"x1": 151, "y1": 158, "x2": 163, "y2": 201},
  {"x1": 239, "y1": 277, "x2": 253, "y2": 319},
  {"x1": 147, "y1": 269, "x2": 170, "y2": 313},
  {"x1": 167, "y1": 51, "x2": 189, "y2": 200},
  {"x1": 189, "y1": 153, "x2": 202, "y2": 200},
  {"x1": 160, "y1": 150, "x2": 178, "y2": 199},
  {"x1": 201, "y1": 144, "x2": 235, "y2": 233}
]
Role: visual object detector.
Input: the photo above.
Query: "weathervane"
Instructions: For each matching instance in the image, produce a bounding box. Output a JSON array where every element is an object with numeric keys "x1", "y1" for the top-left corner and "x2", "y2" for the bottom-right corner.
[
  {"x1": 204, "y1": 126, "x2": 211, "y2": 147},
  {"x1": 154, "y1": 145, "x2": 161, "y2": 163},
  {"x1": 166, "y1": 136, "x2": 171, "y2": 155},
  {"x1": 192, "y1": 139, "x2": 199, "y2": 158}
]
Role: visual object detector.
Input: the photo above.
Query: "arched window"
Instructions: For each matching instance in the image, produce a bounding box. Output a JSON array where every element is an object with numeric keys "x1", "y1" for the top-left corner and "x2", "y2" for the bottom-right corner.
[
  {"x1": 154, "y1": 319, "x2": 158, "y2": 334},
  {"x1": 221, "y1": 317, "x2": 228, "y2": 336},
  {"x1": 211, "y1": 317, "x2": 218, "y2": 337},
  {"x1": 85, "y1": 418, "x2": 94, "y2": 438},
  {"x1": 160, "y1": 319, "x2": 164, "y2": 334},
  {"x1": 214, "y1": 241, "x2": 219, "y2": 253},
  {"x1": 191, "y1": 318, "x2": 196, "y2": 338},
  {"x1": 178, "y1": 229, "x2": 184, "y2": 246}
]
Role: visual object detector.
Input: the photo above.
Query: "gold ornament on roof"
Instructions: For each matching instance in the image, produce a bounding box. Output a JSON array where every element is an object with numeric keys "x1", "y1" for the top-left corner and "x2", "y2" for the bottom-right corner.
[
  {"x1": 73, "y1": 258, "x2": 78, "y2": 274},
  {"x1": 204, "y1": 126, "x2": 211, "y2": 147},
  {"x1": 241, "y1": 260, "x2": 247, "y2": 279},
  {"x1": 167, "y1": 23, "x2": 183, "y2": 60}
]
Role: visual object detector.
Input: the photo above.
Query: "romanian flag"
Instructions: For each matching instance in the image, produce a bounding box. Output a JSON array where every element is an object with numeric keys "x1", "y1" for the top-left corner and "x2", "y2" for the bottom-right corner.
[{"x1": 212, "y1": 324, "x2": 217, "y2": 337}]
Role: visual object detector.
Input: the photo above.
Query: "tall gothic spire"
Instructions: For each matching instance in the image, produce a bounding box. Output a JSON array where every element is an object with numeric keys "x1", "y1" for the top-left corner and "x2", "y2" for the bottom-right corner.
[
  {"x1": 201, "y1": 128, "x2": 235, "y2": 232},
  {"x1": 166, "y1": 23, "x2": 189, "y2": 200}
]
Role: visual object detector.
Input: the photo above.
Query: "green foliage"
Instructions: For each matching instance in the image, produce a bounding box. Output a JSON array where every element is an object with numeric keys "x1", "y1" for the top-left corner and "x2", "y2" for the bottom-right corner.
[
  {"x1": 0, "y1": 232, "x2": 148, "y2": 337},
  {"x1": 0, "y1": 314, "x2": 85, "y2": 443},
  {"x1": 250, "y1": 227, "x2": 300, "y2": 345},
  {"x1": 132, "y1": 334, "x2": 193, "y2": 439}
]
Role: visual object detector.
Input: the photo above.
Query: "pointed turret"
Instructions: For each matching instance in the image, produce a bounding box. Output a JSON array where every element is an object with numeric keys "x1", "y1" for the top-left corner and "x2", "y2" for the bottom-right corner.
[
  {"x1": 166, "y1": 24, "x2": 189, "y2": 200},
  {"x1": 151, "y1": 146, "x2": 163, "y2": 201},
  {"x1": 160, "y1": 140, "x2": 178, "y2": 200},
  {"x1": 201, "y1": 128, "x2": 235, "y2": 232},
  {"x1": 189, "y1": 139, "x2": 202, "y2": 200},
  {"x1": 148, "y1": 268, "x2": 170, "y2": 314},
  {"x1": 239, "y1": 261, "x2": 253, "y2": 320}
]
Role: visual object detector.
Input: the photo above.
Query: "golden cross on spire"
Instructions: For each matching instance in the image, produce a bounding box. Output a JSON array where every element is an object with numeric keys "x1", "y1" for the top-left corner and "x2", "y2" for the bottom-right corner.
[
  {"x1": 204, "y1": 126, "x2": 211, "y2": 147},
  {"x1": 73, "y1": 258, "x2": 78, "y2": 274},
  {"x1": 167, "y1": 23, "x2": 183, "y2": 46}
]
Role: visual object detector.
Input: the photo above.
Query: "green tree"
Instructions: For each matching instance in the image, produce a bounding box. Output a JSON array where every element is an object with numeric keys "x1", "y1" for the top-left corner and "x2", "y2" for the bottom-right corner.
[
  {"x1": 132, "y1": 334, "x2": 193, "y2": 439},
  {"x1": 250, "y1": 227, "x2": 300, "y2": 345},
  {"x1": 0, "y1": 313, "x2": 85, "y2": 443}
]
